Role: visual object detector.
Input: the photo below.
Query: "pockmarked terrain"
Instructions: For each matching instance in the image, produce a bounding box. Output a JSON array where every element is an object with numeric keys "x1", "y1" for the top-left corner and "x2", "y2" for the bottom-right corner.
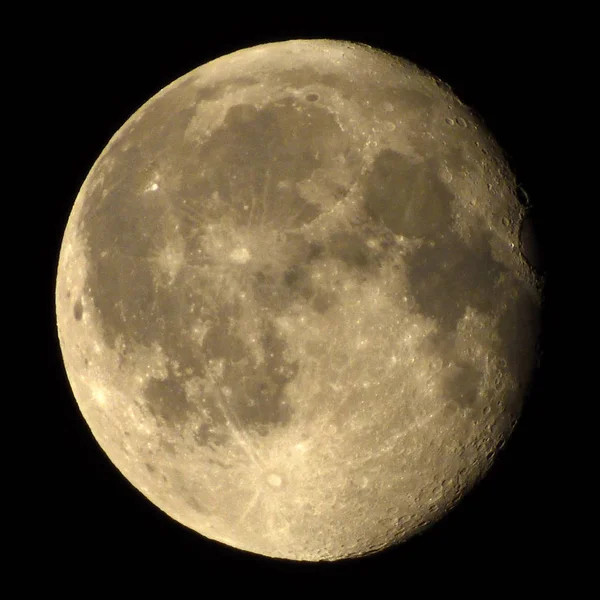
[{"x1": 56, "y1": 39, "x2": 542, "y2": 561}]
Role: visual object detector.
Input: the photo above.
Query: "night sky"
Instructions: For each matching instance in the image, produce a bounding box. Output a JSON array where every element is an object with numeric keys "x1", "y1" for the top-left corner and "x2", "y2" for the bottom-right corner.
[{"x1": 33, "y1": 10, "x2": 566, "y2": 591}]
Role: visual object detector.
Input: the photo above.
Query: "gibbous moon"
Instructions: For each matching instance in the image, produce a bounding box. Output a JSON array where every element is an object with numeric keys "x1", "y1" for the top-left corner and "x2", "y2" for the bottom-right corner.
[{"x1": 56, "y1": 39, "x2": 542, "y2": 561}]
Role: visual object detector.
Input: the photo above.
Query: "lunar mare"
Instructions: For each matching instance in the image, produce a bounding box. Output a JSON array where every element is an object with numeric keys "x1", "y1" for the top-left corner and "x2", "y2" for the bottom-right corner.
[{"x1": 56, "y1": 39, "x2": 541, "y2": 561}]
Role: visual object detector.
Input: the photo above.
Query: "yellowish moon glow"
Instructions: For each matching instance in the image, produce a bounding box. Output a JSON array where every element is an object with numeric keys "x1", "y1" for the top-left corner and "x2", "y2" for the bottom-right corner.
[{"x1": 56, "y1": 39, "x2": 542, "y2": 561}]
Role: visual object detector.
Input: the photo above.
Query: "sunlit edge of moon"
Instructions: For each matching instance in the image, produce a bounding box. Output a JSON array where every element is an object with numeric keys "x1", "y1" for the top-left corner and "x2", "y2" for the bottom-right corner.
[{"x1": 55, "y1": 38, "x2": 543, "y2": 562}]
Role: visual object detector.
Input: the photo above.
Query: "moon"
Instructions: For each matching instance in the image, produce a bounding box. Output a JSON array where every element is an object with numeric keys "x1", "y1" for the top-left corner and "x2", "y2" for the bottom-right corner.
[{"x1": 56, "y1": 39, "x2": 542, "y2": 561}]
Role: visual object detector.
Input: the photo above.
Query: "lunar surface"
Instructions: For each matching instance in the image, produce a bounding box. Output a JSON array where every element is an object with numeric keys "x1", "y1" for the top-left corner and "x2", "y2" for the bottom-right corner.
[{"x1": 56, "y1": 39, "x2": 542, "y2": 561}]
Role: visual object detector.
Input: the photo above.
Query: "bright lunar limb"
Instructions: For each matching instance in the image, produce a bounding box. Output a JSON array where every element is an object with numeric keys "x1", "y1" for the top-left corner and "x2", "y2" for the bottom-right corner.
[{"x1": 56, "y1": 39, "x2": 542, "y2": 561}]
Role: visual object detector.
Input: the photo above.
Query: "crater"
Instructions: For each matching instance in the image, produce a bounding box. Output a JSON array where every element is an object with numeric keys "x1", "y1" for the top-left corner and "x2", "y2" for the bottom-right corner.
[
  {"x1": 78, "y1": 93, "x2": 361, "y2": 362},
  {"x1": 267, "y1": 473, "x2": 283, "y2": 487},
  {"x1": 305, "y1": 93, "x2": 319, "y2": 102},
  {"x1": 73, "y1": 298, "x2": 83, "y2": 321}
]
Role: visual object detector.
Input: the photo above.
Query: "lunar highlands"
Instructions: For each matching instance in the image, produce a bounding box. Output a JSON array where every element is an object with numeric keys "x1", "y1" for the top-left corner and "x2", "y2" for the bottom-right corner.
[{"x1": 56, "y1": 40, "x2": 541, "y2": 561}]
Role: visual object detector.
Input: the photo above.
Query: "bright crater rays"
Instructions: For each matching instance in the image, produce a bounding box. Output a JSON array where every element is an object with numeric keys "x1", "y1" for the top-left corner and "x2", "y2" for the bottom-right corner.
[{"x1": 56, "y1": 39, "x2": 541, "y2": 562}]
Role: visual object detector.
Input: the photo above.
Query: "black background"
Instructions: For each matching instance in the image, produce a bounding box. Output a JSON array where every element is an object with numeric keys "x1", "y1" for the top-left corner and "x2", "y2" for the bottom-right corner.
[{"x1": 34, "y1": 9, "x2": 566, "y2": 591}]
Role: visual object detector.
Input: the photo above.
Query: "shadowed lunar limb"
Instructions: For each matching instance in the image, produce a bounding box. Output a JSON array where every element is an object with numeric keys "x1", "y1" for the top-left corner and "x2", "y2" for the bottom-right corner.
[{"x1": 56, "y1": 39, "x2": 542, "y2": 562}]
